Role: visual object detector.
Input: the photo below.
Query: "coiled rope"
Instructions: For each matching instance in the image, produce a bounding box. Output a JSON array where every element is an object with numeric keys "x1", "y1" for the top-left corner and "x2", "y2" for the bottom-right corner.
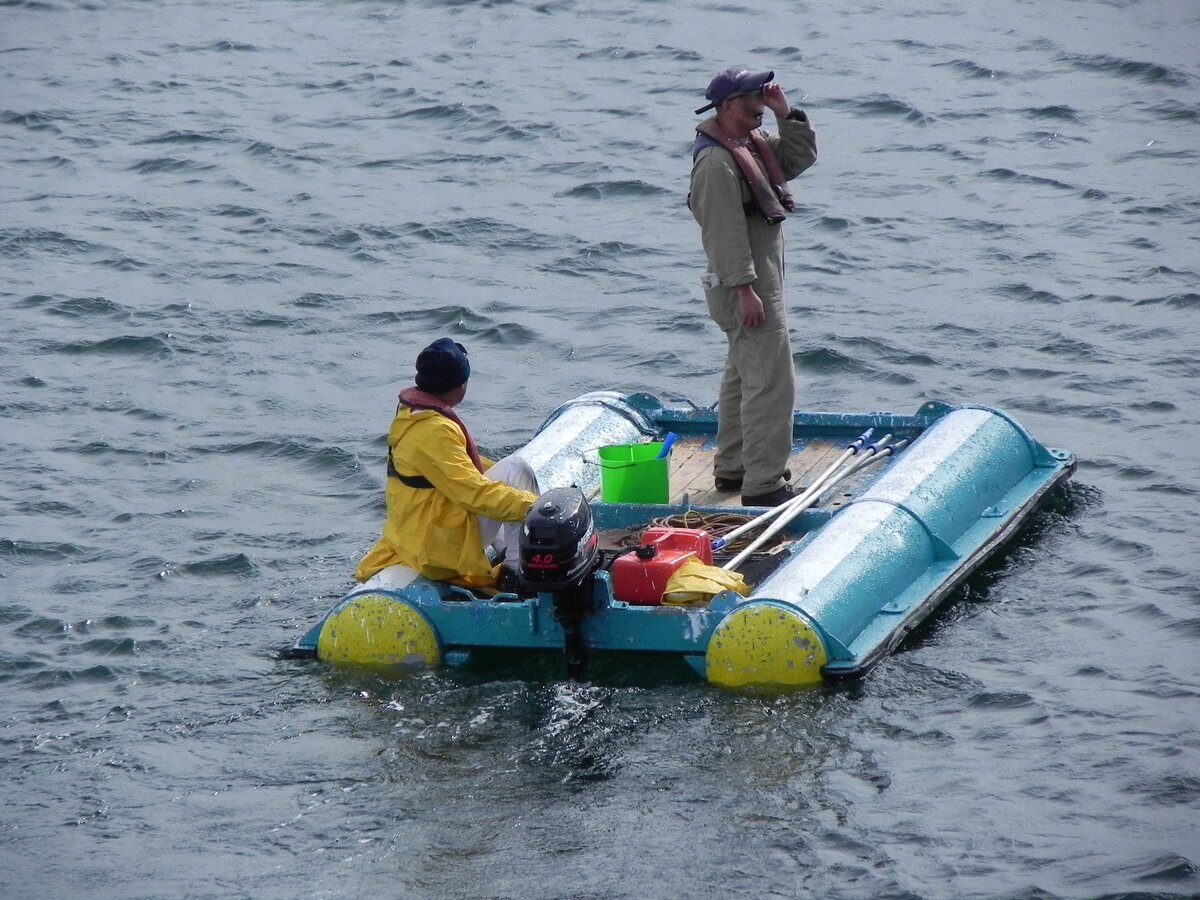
[{"x1": 613, "y1": 510, "x2": 785, "y2": 555}]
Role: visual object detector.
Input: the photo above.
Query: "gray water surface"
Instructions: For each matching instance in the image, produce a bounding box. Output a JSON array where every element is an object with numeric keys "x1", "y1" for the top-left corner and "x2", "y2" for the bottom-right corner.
[{"x1": 3, "y1": 0, "x2": 1198, "y2": 897}]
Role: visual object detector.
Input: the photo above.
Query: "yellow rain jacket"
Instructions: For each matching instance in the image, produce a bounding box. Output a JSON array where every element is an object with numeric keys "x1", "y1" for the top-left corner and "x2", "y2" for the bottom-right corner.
[{"x1": 354, "y1": 406, "x2": 538, "y2": 585}]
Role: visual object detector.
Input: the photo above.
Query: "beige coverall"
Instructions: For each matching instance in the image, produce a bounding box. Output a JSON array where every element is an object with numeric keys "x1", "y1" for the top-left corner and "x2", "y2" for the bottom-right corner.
[{"x1": 689, "y1": 112, "x2": 817, "y2": 496}]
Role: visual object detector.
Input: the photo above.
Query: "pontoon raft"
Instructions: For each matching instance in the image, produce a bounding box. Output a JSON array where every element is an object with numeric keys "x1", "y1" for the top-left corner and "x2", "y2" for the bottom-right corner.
[{"x1": 288, "y1": 392, "x2": 1074, "y2": 689}]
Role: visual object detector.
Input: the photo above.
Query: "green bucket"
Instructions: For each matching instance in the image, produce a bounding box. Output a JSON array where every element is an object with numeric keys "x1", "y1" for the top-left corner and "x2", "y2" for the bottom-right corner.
[{"x1": 597, "y1": 442, "x2": 670, "y2": 503}]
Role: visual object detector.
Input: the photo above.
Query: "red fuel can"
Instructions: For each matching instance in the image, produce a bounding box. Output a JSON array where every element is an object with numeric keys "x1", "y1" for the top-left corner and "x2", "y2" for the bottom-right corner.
[{"x1": 610, "y1": 527, "x2": 713, "y2": 605}]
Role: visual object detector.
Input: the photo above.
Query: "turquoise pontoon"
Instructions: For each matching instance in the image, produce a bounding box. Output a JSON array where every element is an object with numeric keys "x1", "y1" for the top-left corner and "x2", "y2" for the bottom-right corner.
[{"x1": 289, "y1": 392, "x2": 1074, "y2": 688}]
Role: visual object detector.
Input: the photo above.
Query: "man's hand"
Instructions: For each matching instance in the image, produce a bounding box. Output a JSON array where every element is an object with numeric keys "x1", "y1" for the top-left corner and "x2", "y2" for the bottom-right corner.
[
  {"x1": 736, "y1": 285, "x2": 766, "y2": 328},
  {"x1": 762, "y1": 83, "x2": 790, "y2": 118}
]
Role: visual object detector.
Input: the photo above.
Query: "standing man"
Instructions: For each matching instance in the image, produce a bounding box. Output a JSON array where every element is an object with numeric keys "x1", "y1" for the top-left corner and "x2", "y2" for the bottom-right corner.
[
  {"x1": 355, "y1": 337, "x2": 540, "y2": 587},
  {"x1": 689, "y1": 66, "x2": 817, "y2": 507}
]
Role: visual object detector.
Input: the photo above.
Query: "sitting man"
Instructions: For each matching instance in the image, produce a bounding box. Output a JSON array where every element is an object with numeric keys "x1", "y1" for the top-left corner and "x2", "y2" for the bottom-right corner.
[{"x1": 354, "y1": 337, "x2": 540, "y2": 587}]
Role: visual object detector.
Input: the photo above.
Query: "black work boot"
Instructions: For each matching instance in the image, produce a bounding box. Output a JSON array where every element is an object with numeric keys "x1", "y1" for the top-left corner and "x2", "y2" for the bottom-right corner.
[
  {"x1": 714, "y1": 474, "x2": 743, "y2": 492},
  {"x1": 741, "y1": 483, "x2": 797, "y2": 507},
  {"x1": 716, "y1": 468, "x2": 790, "y2": 493}
]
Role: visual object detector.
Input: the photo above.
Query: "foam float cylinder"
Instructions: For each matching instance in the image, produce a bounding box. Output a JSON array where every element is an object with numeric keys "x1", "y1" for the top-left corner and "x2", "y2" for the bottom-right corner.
[
  {"x1": 317, "y1": 593, "x2": 442, "y2": 670},
  {"x1": 729, "y1": 407, "x2": 1047, "y2": 667},
  {"x1": 516, "y1": 391, "x2": 653, "y2": 493},
  {"x1": 705, "y1": 601, "x2": 828, "y2": 688}
]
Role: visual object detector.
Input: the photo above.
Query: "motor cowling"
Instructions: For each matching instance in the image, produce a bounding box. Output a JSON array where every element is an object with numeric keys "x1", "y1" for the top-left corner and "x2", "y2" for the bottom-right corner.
[{"x1": 517, "y1": 487, "x2": 599, "y2": 591}]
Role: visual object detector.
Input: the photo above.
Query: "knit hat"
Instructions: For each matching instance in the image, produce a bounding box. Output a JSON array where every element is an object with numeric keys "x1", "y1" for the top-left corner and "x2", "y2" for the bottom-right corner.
[{"x1": 415, "y1": 337, "x2": 470, "y2": 393}]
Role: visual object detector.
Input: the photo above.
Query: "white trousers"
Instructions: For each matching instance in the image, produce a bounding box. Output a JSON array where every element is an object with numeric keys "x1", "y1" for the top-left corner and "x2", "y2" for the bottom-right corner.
[{"x1": 476, "y1": 454, "x2": 540, "y2": 564}]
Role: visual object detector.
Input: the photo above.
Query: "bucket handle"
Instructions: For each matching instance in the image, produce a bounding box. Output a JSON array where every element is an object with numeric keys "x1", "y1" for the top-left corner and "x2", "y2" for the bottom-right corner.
[
  {"x1": 594, "y1": 459, "x2": 645, "y2": 470},
  {"x1": 580, "y1": 449, "x2": 641, "y2": 469},
  {"x1": 581, "y1": 432, "x2": 676, "y2": 467}
]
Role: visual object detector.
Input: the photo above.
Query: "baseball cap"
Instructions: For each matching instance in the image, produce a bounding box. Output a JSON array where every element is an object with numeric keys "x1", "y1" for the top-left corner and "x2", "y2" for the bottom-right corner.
[{"x1": 695, "y1": 67, "x2": 774, "y2": 114}]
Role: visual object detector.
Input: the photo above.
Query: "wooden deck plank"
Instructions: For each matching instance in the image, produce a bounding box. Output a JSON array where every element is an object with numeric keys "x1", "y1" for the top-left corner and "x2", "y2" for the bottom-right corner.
[
  {"x1": 660, "y1": 434, "x2": 899, "y2": 509},
  {"x1": 668, "y1": 435, "x2": 713, "y2": 498},
  {"x1": 789, "y1": 439, "x2": 842, "y2": 486}
]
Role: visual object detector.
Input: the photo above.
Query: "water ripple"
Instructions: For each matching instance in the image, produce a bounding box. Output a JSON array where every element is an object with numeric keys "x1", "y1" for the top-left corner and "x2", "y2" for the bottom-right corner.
[
  {"x1": 1058, "y1": 52, "x2": 1192, "y2": 88},
  {"x1": 137, "y1": 129, "x2": 231, "y2": 145},
  {"x1": 980, "y1": 168, "x2": 1075, "y2": 191},
  {"x1": 128, "y1": 156, "x2": 218, "y2": 174},
  {"x1": 0, "y1": 530, "x2": 91, "y2": 568},
  {"x1": 1021, "y1": 104, "x2": 1080, "y2": 122},
  {"x1": 936, "y1": 58, "x2": 1009, "y2": 80},
  {"x1": 45, "y1": 334, "x2": 175, "y2": 357},
  {"x1": 832, "y1": 94, "x2": 929, "y2": 124},
  {"x1": 557, "y1": 179, "x2": 671, "y2": 199},
  {"x1": 0, "y1": 228, "x2": 98, "y2": 257}
]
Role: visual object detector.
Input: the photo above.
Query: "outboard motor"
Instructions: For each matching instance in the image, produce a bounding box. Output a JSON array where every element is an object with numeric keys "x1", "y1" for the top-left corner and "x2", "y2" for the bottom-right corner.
[{"x1": 517, "y1": 487, "x2": 600, "y2": 680}]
